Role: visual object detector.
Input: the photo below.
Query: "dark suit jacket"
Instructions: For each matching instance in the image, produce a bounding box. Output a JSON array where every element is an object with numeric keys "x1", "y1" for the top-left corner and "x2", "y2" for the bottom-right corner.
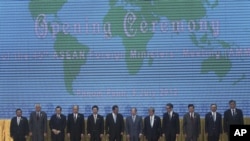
[
  {"x1": 205, "y1": 112, "x2": 222, "y2": 136},
  {"x1": 87, "y1": 114, "x2": 104, "y2": 134},
  {"x1": 105, "y1": 113, "x2": 124, "y2": 137},
  {"x1": 183, "y1": 112, "x2": 201, "y2": 138},
  {"x1": 162, "y1": 112, "x2": 180, "y2": 135},
  {"x1": 67, "y1": 113, "x2": 85, "y2": 136},
  {"x1": 29, "y1": 111, "x2": 47, "y2": 134},
  {"x1": 223, "y1": 108, "x2": 244, "y2": 133},
  {"x1": 10, "y1": 116, "x2": 29, "y2": 138},
  {"x1": 143, "y1": 115, "x2": 161, "y2": 140},
  {"x1": 125, "y1": 115, "x2": 143, "y2": 137},
  {"x1": 49, "y1": 114, "x2": 66, "y2": 136}
]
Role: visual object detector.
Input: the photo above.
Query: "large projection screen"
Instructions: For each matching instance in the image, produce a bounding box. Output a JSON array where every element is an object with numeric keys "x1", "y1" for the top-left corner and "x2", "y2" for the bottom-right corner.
[{"x1": 0, "y1": 0, "x2": 250, "y2": 118}]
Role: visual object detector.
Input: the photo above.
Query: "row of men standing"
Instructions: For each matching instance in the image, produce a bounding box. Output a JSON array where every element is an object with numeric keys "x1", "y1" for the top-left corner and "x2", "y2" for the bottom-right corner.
[{"x1": 10, "y1": 100, "x2": 244, "y2": 141}]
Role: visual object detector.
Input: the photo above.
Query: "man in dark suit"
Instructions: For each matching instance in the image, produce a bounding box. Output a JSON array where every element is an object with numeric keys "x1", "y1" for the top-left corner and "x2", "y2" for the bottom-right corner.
[
  {"x1": 87, "y1": 105, "x2": 104, "y2": 141},
  {"x1": 126, "y1": 107, "x2": 143, "y2": 141},
  {"x1": 162, "y1": 103, "x2": 180, "y2": 141},
  {"x1": 224, "y1": 100, "x2": 244, "y2": 141},
  {"x1": 143, "y1": 107, "x2": 161, "y2": 141},
  {"x1": 67, "y1": 105, "x2": 85, "y2": 141},
  {"x1": 10, "y1": 108, "x2": 29, "y2": 141},
  {"x1": 183, "y1": 104, "x2": 201, "y2": 141},
  {"x1": 105, "y1": 105, "x2": 124, "y2": 141},
  {"x1": 49, "y1": 106, "x2": 66, "y2": 141},
  {"x1": 205, "y1": 104, "x2": 222, "y2": 141},
  {"x1": 29, "y1": 104, "x2": 47, "y2": 141}
]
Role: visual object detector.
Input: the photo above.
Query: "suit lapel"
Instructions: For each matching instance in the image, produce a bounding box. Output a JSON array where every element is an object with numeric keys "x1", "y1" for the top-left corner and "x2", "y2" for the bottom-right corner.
[
  {"x1": 134, "y1": 116, "x2": 138, "y2": 124},
  {"x1": 93, "y1": 115, "x2": 96, "y2": 124},
  {"x1": 14, "y1": 117, "x2": 18, "y2": 126},
  {"x1": 187, "y1": 114, "x2": 191, "y2": 121},
  {"x1": 216, "y1": 112, "x2": 221, "y2": 122}
]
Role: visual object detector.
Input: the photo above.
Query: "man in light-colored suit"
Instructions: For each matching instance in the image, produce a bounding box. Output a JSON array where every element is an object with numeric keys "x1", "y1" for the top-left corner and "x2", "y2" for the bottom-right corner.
[
  {"x1": 183, "y1": 104, "x2": 200, "y2": 141},
  {"x1": 126, "y1": 107, "x2": 143, "y2": 141},
  {"x1": 29, "y1": 104, "x2": 48, "y2": 141}
]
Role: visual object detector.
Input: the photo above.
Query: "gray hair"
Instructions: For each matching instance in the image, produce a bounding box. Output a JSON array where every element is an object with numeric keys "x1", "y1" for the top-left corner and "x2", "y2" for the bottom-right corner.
[{"x1": 35, "y1": 103, "x2": 41, "y2": 108}]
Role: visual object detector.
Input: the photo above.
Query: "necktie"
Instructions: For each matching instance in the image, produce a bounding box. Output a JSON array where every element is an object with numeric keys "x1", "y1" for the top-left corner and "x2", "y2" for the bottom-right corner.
[
  {"x1": 232, "y1": 109, "x2": 235, "y2": 116},
  {"x1": 133, "y1": 116, "x2": 135, "y2": 123},
  {"x1": 150, "y1": 116, "x2": 153, "y2": 127},
  {"x1": 36, "y1": 112, "x2": 40, "y2": 120},
  {"x1": 169, "y1": 113, "x2": 172, "y2": 120},
  {"x1": 74, "y1": 114, "x2": 77, "y2": 122}
]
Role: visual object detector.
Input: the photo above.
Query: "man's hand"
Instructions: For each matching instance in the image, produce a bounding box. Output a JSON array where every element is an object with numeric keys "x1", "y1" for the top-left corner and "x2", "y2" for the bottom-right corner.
[
  {"x1": 44, "y1": 133, "x2": 47, "y2": 137},
  {"x1": 81, "y1": 133, "x2": 84, "y2": 139},
  {"x1": 139, "y1": 133, "x2": 143, "y2": 138},
  {"x1": 184, "y1": 134, "x2": 186, "y2": 138},
  {"x1": 162, "y1": 133, "x2": 165, "y2": 137},
  {"x1": 52, "y1": 129, "x2": 57, "y2": 134},
  {"x1": 25, "y1": 136, "x2": 28, "y2": 139},
  {"x1": 100, "y1": 134, "x2": 103, "y2": 138},
  {"x1": 121, "y1": 132, "x2": 123, "y2": 135},
  {"x1": 176, "y1": 134, "x2": 179, "y2": 137},
  {"x1": 126, "y1": 134, "x2": 130, "y2": 139},
  {"x1": 29, "y1": 132, "x2": 32, "y2": 136},
  {"x1": 67, "y1": 133, "x2": 70, "y2": 138},
  {"x1": 88, "y1": 134, "x2": 91, "y2": 138}
]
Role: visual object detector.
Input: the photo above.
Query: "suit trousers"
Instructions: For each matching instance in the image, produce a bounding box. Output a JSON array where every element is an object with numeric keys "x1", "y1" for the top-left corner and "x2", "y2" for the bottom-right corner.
[
  {"x1": 31, "y1": 132, "x2": 44, "y2": 141},
  {"x1": 90, "y1": 131, "x2": 101, "y2": 141},
  {"x1": 165, "y1": 133, "x2": 176, "y2": 141},
  {"x1": 109, "y1": 134, "x2": 122, "y2": 141},
  {"x1": 51, "y1": 133, "x2": 65, "y2": 141},
  {"x1": 207, "y1": 134, "x2": 219, "y2": 141},
  {"x1": 185, "y1": 136, "x2": 198, "y2": 141},
  {"x1": 129, "y1": 135, "x2": 140, "y2": 141},
  {"x1": 13, "y1": 136, "x2": 26, "y2": 141},
  {"x1": 70, "y1": 135, "x2": 81, "y2": 141},
  {"x1": 147, "y1": 136, "x2": 159, "y2": 141}
]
